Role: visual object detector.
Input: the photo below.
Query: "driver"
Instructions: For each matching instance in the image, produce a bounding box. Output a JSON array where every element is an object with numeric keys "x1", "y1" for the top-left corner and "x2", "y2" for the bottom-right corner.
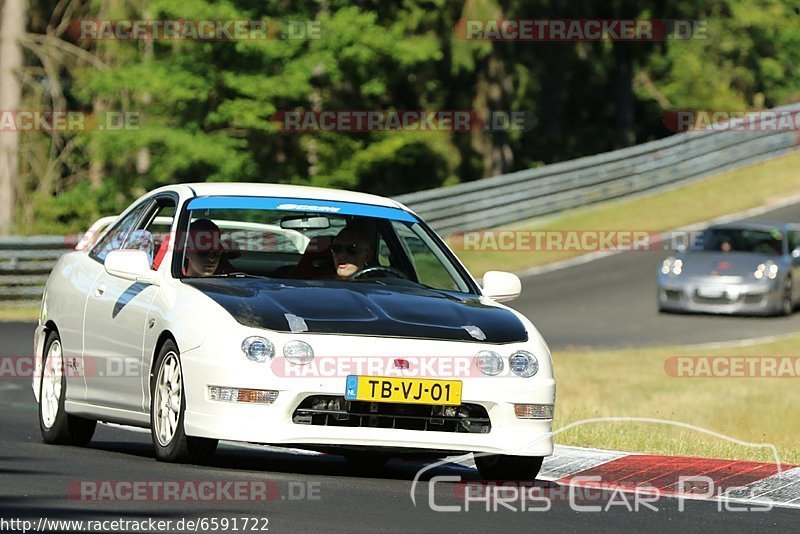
[
  {"x1": 183, "y1": 218, "x2": 233, "y2": 277},
  {"x1": 331, "y1": 223, "x2": 373, "y2": 280}
]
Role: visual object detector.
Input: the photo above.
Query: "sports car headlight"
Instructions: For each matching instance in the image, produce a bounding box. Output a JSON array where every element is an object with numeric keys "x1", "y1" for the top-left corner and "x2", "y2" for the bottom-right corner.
[
  {"x1": 661, "y1": 257, "x2": 683, "y2": 275},
  {"x1": 754, "y1": 261, "x2": 779, "y2": 280},
  {"x1": 241, "y1": 336, "x2": 275, "y2": 363},
  {"x1": 474, "y1": 351, "x2": 503, "y2": 376},
  {"x1": 284, "y1": 340, "x2": 314, "y2": 365},
  {"x1": 509, "y1": 351, "x2": 539, "y2": 378}
]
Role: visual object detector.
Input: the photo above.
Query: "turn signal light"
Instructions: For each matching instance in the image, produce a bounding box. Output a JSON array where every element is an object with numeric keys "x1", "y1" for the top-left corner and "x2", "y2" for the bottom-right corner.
[{"x1": 208, "y1": 386, "x2": 278, "y2": 404}]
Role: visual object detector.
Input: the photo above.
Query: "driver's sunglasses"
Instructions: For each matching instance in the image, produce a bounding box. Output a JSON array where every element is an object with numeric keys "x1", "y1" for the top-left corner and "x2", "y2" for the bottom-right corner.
[{"x1": 331, "y1": 243, "x2": 359, "y2": 255}]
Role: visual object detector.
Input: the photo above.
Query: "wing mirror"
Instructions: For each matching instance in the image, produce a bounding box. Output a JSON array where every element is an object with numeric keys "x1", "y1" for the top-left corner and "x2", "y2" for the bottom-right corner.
[
  {"x1": 104, "y1": 249, "x2": 160, "y2": 285},
  {"x1": 481, "y1": 271, "x2": 522, "y2": 302}
]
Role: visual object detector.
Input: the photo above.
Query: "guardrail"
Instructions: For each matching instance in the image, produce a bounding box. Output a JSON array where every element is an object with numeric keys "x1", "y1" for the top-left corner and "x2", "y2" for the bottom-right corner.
[
  {"x1": 0, "y1": 236, "x2": 69, "y2": 307},
  {"x1": 3, "y1": 104, "x2": 799, "y2": 307},
  {"x1": 395, "y1": 104, "x2": 800, "y2": 235}
]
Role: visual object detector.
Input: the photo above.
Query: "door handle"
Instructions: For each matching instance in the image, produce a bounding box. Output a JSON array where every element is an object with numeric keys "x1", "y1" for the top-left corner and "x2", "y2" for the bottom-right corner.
[{"x1": 94, "y1": 284, "x2": 106, "y2": 298}]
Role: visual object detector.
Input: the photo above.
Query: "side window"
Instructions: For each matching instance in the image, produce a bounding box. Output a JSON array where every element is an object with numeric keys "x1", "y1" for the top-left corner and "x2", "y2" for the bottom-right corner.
[
  {"x1": 141, "y1": 201, "x2": 177, "y2": 268},
  {"x1": 789, "y1": 231, "x2": 800, "y2": 254},
  {"x1": 90, "y1": 200, "x2": 153, "y2": 263},
  {"x1": 391, "y1": 221, "x2": 461, "y2": 291}
]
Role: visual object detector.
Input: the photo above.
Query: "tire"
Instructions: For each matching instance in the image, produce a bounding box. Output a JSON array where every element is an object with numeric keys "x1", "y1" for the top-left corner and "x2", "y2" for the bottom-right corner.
[
  {"x1": 780, "y1": 278, "x2": 794, "y2": 316},
  {"x1": 475, "y1": 454, "x2": 543, "y2": 481},
  {"x1": 39, "y1": 330, "x2": 96, "y2": 445},
  {"x1": 150, "y1": 340, "x2": 217, "y2": 463}
]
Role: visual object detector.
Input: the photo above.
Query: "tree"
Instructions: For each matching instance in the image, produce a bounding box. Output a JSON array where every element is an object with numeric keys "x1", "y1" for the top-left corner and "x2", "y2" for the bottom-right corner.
[{"x1": 0, "y1": 0, "x2": 26, "y2": 235}]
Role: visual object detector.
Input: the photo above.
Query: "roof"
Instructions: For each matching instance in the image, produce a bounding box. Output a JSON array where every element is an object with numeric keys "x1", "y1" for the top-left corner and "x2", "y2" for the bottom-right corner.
[{"x1": 169, "y1": 182, "x2": 405, "y2": 209}]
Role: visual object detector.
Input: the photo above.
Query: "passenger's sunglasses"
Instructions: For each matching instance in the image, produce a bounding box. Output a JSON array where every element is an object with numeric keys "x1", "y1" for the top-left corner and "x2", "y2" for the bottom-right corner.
[{"x1": 331, "y1": 243, "x2": 359, "y2": 255}]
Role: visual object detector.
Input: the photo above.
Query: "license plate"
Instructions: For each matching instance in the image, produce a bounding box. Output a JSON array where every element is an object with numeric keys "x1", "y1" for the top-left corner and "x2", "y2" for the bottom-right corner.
[
  {"x1": 344, "y1": 376, "x2": 462, "y2": 406},
  {"x1": 697, "y1": 287, "x2": 726, "y2": 298}
]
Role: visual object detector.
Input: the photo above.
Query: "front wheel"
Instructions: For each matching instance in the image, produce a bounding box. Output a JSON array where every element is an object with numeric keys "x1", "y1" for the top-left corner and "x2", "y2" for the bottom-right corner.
[
  {"x1": 779, "y1": 278, "x2": 794, "y2": 316},
  {"x1": 475, "y1": 454, "x2": 543, "y2": 481},
  {"x1": 150, "y1": 340, "x2": 217, "y2": 463},
  {"x1": 39, "y1": 331, "x2": 96, "y2": 445}
]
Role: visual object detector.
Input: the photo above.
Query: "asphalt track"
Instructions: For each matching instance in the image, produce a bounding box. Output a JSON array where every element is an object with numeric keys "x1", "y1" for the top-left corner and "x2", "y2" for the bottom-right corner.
[
  {"x1": 513, "y1": 200, "x2": 800, "y2": 348},
  {"x1": 2, "y1": 326, "x2": 799, "y2": 532}
]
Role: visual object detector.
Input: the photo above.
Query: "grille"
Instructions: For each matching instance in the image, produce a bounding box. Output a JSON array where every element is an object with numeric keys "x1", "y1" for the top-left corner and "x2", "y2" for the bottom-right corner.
[
  {"x1": 292, "y1": 396, "x2": 491, "y2": 434},
  {"x1": 692, "y1": 291, "x2": 736, "y2": 305}
]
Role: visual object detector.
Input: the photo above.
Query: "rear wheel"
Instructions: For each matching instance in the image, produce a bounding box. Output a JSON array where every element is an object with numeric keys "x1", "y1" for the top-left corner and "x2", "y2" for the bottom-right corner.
[
  {"x1": 39, "y1": 331, "x2": 96, "y2": 445},
  {"x1": 150, "y1": 340, "x2": 217, "y2": 463},
  {"x1": 475, "y1": 454, "x2": 543, "y2": 481}
]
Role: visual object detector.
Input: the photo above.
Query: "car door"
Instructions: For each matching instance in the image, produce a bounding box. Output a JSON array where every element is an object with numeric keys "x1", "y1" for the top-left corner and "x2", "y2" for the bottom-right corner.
[{"x1": 82, "y1": 197, "x2": 173, "y2": 412}]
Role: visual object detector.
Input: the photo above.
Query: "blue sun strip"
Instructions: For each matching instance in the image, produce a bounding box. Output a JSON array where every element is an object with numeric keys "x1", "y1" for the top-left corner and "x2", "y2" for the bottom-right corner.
[{"x1": 187, "y1": 196, "x2": 417, "y2": 222}]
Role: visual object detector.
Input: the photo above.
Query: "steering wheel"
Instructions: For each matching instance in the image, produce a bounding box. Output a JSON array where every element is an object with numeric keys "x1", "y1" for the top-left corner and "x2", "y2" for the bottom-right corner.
[{"x1": 350, "y1": 266, "x2": 410, "y2": 281}]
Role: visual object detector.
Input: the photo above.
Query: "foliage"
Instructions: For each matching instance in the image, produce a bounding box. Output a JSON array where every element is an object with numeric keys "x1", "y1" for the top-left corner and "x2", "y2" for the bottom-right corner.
[{"x1": 12, "y1": 0, "x2": 800, "y2": 233}]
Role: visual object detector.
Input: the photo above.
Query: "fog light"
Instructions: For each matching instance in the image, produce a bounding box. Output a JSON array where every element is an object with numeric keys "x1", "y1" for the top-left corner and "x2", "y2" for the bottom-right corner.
[
  {"x1": 514, "y1": 404, "x2": 554, "y2": 419},
  {"x1": 284, "y1": 340, "x2": 314, "y2": 365},
  {"x1": 509, "y1": 351, "x2": 539, "y2": 377},
  {"x1": 208, "y1": 386, "x2": 278, "y2": 404},
  {"x1": 474, "y1": 351, "x2": 504, "y2": 376},
  {"x1": 241, "y1": 336, "x2": 275, "y2": 362}
]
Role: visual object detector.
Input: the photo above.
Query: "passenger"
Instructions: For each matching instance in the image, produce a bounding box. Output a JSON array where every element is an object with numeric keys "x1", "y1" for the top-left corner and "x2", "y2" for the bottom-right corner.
[
  {"x1": 331, "y1": 223, "x2": 374, "y2": 280},
  {"x1": 183, "y1": 218, "x2": 233, "y2": 277}
]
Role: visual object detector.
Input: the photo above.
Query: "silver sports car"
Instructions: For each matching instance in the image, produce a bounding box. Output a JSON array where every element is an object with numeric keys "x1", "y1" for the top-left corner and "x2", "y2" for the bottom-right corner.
[{"x1": 658, "y1": 222, "x2": 800, "y2": 316}]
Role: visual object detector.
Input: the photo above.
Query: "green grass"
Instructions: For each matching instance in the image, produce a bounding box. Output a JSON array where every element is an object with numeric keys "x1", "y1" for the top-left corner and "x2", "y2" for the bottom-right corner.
[
  {"x1": 451, "y1": 151, "x2": 800, "y2": 277},
  {"x1": 0, "y1": 305, "x2": 40, "y2": 322},
  {"x1": 553, "y1": 334, "x2": 800, "y2": 464}
]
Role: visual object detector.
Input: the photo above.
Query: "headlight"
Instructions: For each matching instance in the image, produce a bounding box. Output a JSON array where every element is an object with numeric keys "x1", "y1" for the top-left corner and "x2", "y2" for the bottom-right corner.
[
  {"x1": 509, "y1": 351, "x2": 539, "y2": 377},
  {"x1": 661, "y1": 257, "x2": 683, "y2": 275},
  {"x1": 474, "y1": 350, "x2": 503, "y2": 376},
  {"x1": 284, "y1": 340, "x2": 314, "y2": 365},
  {"x1": 754, "y1": 261, "x2": 779, "y2": 280},
  {"x1": 241, "y1": 336, "x2": 275, "y2": 363}
]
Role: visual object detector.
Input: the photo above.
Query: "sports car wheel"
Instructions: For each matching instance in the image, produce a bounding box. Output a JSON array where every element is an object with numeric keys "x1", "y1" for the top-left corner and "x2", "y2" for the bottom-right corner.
[
  {"x1": 475, "y1": 454, "x2": 543, "y2": 481},
  {"x1": 150, "y1": 340, "x2": 217, "y2": 463},
  {"x1": 39, "y1": 331, "x2": 96, "y2": 445},
  {"x1": 779, "y1": 278, "x2": 793, "y2": 316}
]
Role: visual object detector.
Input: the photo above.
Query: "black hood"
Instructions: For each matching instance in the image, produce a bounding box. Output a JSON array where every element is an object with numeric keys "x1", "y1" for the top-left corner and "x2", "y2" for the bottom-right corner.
[{"x1": 184, "y1": 278, "x2": 527, "y2": 343}]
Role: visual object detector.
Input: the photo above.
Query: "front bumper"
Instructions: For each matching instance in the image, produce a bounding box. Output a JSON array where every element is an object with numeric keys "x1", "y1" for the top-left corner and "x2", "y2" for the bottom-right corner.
[
  {"x1": 180, "y1": 339, "x2": 555, "y2": 458},
  {"x1": 658, "y1": 275, "x2": 782, "y2": 315}
]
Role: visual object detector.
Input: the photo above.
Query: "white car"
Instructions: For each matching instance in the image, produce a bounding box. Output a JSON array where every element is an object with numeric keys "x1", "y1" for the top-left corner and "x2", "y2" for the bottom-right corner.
[{"x1": 32, "y1": 183, "x2": 555, "y2": 480}]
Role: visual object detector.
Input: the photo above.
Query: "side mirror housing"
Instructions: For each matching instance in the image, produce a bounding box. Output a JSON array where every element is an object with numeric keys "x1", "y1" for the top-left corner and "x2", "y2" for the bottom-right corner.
[
  {"x1": 481, "y1": 271, "x2": 521, "y2": 302},
  {"x1": 104, "y1": 249, "x2": 160, "y2": 285}
]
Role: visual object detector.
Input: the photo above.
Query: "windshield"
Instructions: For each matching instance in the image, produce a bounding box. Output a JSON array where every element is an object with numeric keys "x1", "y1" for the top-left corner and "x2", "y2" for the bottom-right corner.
[
  {"x1": 178, "y1": 196, "x2": 474, "y2": 293},
  {"x1": 702, "y1": 228, "x2": 784, "y2": 255}
]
